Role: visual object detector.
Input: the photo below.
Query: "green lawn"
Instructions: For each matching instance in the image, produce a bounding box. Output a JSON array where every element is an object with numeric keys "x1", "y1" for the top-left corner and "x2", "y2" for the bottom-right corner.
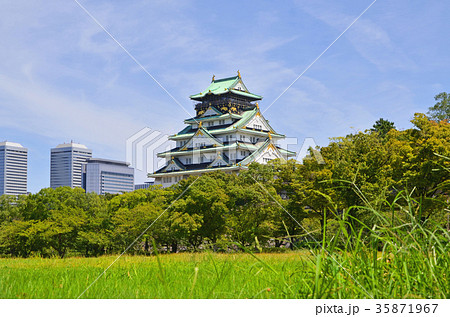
[{"x1": 1, "y1": 249, "x2": 448, "y2": 299}]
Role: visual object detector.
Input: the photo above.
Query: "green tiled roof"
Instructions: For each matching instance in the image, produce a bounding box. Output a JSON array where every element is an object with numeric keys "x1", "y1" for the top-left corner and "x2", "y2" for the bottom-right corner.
[
  {"x1": 233, "y1": 108, "x2": 258, "y2": 128},
  {"x1": 278, "y1": 147, "x2": 297, "y2": 156},
  {"x1": 190, "y1": 75, "x2": 262, "y2": 100},
  {"x1": 184, "y1": 112, "x2": 242, "y2": 123},
  {"x1": 238, "y1": 139, "x2": 287, "y2": 166},
  {"x1": 149, "y1": 165, "x2": 243, "y2": 178},
  {"x1": 238, "y1": 139, "x2": 271, "y2": 166}
]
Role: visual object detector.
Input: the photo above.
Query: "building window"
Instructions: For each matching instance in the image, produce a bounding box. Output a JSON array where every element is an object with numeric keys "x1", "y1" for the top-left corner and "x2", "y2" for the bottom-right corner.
[
  {"x1": 241, "y1": 151, "x2": 246, "y2": 156},
  {"x1": 254, "y1": 124, "x2": 262, "y2": 130},
  {"x1": 195, "y1": 142, "x2": 206, "y2": 148},
  {"x1": 263, "y1": 158, "x2": 271, "y2": 163},
  {"x1": 186, "y1": 157, "x2": 192, "y2": 164},
  {"x1": 240, "y1": 135, "x2": 245, "y2": 141}
]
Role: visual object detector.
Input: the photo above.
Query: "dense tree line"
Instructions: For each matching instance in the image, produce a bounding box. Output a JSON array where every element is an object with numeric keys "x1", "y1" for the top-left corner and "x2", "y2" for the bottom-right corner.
[{"x1": 0, "y1": 112, "x2": 449, "y2": 258}]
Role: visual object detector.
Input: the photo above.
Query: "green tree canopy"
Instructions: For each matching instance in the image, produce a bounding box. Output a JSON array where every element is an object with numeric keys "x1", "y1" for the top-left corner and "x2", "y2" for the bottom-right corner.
[
  {"x1": 427, "y1": 92, "x2": 450, "y2": 122},
  {"x1": 371, "y1": 118, "x2": 396, "y2": 137}
]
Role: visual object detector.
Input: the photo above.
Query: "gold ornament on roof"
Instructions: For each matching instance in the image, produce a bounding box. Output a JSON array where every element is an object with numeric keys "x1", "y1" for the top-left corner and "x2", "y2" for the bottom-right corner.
[
  {"x1": 268, "y1": 132, "x2": 272, "y2": 140},
  {"x1": 237, "y1": 70, "x2": 241, "y2": 78},
  {"x1": 212, "y1": 75, "x2": 215, "y2": 82},
  {"x1": 198, "y1": 121, "x2": 203, "y2": 128},
  {"x1": 255, "y1": 102, "x2": 259, "y2": 109}
]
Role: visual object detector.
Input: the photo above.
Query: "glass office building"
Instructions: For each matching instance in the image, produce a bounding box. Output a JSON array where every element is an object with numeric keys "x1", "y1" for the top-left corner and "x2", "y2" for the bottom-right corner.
[
  {"x1": 0, "y1": 141, "x2": 28, "y2": 196},
  {"x1": 50, "y1": 142, "x2": 92, "y2": 189},
  {"x1": 83, "y1": 158, "x2": 134, "y2": 195}
]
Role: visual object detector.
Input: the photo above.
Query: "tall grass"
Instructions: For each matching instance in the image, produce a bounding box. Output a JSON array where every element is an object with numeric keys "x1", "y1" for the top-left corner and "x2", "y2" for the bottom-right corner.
[{"x1": 303, "y1": 188, "x2": 450, "y2": 299}]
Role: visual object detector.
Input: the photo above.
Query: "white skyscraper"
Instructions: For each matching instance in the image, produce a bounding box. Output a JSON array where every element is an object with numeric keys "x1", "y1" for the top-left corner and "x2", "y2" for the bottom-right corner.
[
  {"x1": 50, "y1": 142, "x2": 92, "y2": 189},
  {"x1": 0, "y1": 141, "x2": 28, "y2": 196}
]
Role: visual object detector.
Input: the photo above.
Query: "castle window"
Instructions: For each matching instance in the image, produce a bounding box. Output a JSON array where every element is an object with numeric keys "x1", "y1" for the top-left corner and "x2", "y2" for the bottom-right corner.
[{"x1": 195, "y1": 142, "x2": 206, "y2": 148}]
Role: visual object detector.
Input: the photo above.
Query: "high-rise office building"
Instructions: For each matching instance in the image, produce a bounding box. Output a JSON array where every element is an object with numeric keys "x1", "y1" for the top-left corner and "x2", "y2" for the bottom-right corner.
[
  {"x1": 83, "y1": 158, "x2": 134, "y2": 195},
  {"x1": 0, "y1": 141, "x2": 28, "y2": 196},
  {"x1": 50, "y1": 142, "x2": 92, "y2": 189}
]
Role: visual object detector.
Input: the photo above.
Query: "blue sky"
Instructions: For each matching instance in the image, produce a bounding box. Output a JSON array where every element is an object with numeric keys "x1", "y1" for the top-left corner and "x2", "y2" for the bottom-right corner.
[{"x1": 1, "y1": 0, "x2": 449, "y2": 193}]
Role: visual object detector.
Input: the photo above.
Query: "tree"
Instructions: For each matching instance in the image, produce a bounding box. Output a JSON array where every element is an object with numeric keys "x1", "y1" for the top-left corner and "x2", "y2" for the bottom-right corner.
[
  {"x1": 0, "y1": 220, "x2": 41, "y2": 257},
  {"x1": 173, "y1": 173, "x2": 230, "y2": 248},
  {"x1": 389, "y1": 113, "x2": 450, "y2": 222},
  {"x1": 427, "y1": 92, "x2": 450, "y2": 122},
  {"x1": 39, "y1": 205, "x2": 87, "y2": 258},
  {"x1": 371, "y1": 118, "x2": 396, "y2": 137},
  {"x1": 77, "y1": 193, "x2": 112, "y2": 256},
  {"x1": 111, "y1": 202, "x2": 166, "y2": 253},
  {"x1": 270, "y1": 159, "x2": 309, "y2": 247},
  {"x1": 225, "y1": 175, "x2": 281, "y2": 247}
]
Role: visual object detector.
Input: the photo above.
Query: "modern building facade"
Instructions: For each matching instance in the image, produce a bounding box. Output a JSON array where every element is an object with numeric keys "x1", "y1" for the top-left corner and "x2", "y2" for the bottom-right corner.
[
  {"x1": 134, "y1": 181, "x2": 154, "y2": 190},
  {"x1": 149, "y1": 72, "x2": 295, "y2": 187},
  {"x1": 0, "y1": 141, "x2": 28, "y2": 196},
  {"x1": 83, "y1": 158, "x2": 134, "y2": 195},
  {"x1": 50, "y1": 142, "x2": 92, "y2": 189}
]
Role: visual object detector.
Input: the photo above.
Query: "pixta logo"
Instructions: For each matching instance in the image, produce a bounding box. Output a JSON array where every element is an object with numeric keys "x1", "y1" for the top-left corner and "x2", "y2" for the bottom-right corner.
[
  {"x1": 279, "y1": 137, "x2": 325, "y2": 164},
  {"x1": 126, "y1": 127, "x2": 172, "y2": 174}
]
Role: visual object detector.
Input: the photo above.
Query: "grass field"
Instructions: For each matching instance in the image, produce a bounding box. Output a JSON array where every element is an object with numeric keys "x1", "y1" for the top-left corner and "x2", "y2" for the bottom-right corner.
[{"x1": 1, "y1": 247, "x2": 449, "y2": 299}]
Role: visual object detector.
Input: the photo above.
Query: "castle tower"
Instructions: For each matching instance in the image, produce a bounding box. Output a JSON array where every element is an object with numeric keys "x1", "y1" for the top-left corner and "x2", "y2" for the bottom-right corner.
[{"x1": 149, "y1": 72, "x2": 295, "y2": 187}]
